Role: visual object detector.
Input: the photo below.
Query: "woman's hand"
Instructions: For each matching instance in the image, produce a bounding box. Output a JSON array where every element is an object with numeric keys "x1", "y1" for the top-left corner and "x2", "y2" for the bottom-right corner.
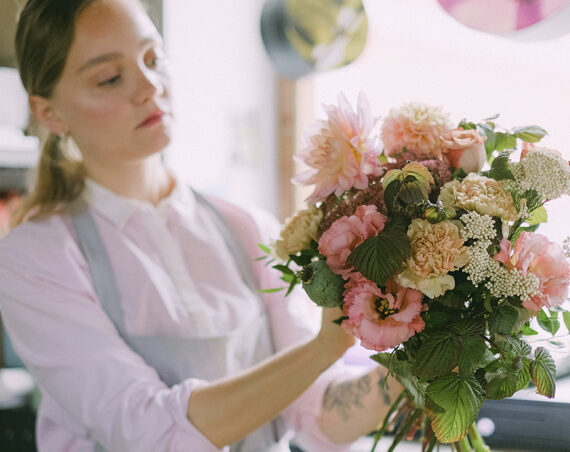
[{"x1": 315, "y1": 306, "x2": 356, "y2": 359}]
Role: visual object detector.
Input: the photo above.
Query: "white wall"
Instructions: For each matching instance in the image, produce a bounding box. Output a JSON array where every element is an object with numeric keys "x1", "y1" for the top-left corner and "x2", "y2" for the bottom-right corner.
[
  {"x1": 308, "y1": 0, "x2": 570, "y2": 245},
  {"x1": 162, "y1": 0, "x2": 279, "y2": 213}
]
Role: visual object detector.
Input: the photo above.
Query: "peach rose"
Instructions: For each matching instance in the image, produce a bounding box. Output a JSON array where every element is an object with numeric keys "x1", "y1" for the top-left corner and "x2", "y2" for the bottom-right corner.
[
  {"x1": 342, "y1": 278, "x2": 426, "y2": 352},
  {"x1": 441, "y1": 128, "x2": 487, "y2": 173},
  {"x1": 318, "y1": 205, "x2": 387, "y2": 279}
]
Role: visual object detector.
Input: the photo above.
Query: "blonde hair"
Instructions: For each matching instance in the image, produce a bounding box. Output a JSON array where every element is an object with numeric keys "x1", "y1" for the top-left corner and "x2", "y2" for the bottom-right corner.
[{"x1": 10, "y1": 0, "x2": 96, "y2": 227}]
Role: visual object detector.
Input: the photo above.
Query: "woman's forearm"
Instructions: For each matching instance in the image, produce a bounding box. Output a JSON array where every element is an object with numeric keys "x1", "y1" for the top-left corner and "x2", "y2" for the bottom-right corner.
[
  {"x1": 318, "y1": 367, "x2": 404, "y2": 444},
  {"x1": 186, "y1": 336, "x2": 345, "y2": 448}
]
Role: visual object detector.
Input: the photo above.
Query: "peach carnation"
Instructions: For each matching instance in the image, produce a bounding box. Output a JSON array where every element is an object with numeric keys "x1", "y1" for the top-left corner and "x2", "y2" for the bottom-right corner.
[
  {"x1": 318, "y1": 205, "x2": 387, "y2": 279},
  {"x1": 494, "y1": 233, "x2": 570, "y2": 312},
  {"x1": 292, "y1": 93, "x2": 383, "y2": 203},
  {"x1": 342, "y1": 279, "x2": 426, "y2": 352},
  {"x1": 381, "y1": 102, "x2": 452, "y2": 159},
  {"x1": 439, "y1": 174, "x2": 518, "y2": 221},
  {"x1": 272, "y1": 204, "x2": 323, "y2": 261},
  {"x1": 396, "y1": 219, "x2": 469, "y2": 298}
]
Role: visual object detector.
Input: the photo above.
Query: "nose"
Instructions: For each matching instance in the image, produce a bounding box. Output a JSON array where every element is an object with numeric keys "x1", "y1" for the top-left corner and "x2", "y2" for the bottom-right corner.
[{"x1": 133, "y1": 66, "x2": 165, "y2": 104}]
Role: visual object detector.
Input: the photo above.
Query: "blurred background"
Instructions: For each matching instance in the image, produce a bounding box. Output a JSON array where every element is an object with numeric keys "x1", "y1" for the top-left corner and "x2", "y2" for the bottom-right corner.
[{"x1": 1, "y1": 0, "x2": 569, "y2": 451}]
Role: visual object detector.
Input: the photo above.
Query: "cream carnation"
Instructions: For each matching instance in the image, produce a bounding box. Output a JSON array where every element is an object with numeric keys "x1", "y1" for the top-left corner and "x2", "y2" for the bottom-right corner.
[
  {"x1": 381, "y1": 102, "x2": 452, "y2": 159},
  {"x1": 396, "y1": 219, "x2": 469, "y2": 298},
  {"x1": 273, "y1": 205, "x2": 323, "y2": 261},
  {"x1": 439, "y1": 174, "x2": 518, "y2": 221}
]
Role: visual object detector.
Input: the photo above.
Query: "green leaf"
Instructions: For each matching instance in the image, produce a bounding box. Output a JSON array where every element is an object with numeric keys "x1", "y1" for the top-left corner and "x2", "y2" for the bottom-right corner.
[
  {"x1": 563, "y1": 311, "x2": 570, "y2": 333},
  {"x1": 399, "y1": 178, "x2": 429, "y2": 204},
  {"x1": 530, "y1": 347, "x2": 556, "y2": 398},
  {"x1": 285, "y1": 278, "x2": 299, "y2": 296},
  {"x1": 512, "y1": 125, "x2": 548, "y2": 143},
  {"x1": 483, "y1": 358, "x2": 519, "y2": 399},
  {"x1": 489, "y1": 304, "x2": 519, "y2": 335},
  {"x1": 257, "y1": 287, "x2": 285, "y2": 293},
  {"x1": 257, "y1": 243, "x2": 271, "y2": 254},
  {"x1": 425, "y1": 374, "x2": 484, "y2": 443},
  {"x1": 488, "y1": 152, "x2": 514, "y2": 181},
  {"x1": 537, "y1": 309, "x2": 560, "y2": 336},
  {"x1": 436, "y1": 290, "x2": 466, "y2": 309},
  {"x1": 495, "y1": 132, "x2": 517, "y2": 151},
  {"x1": 501, "y1": 336, "x2": 532, "y2": 359},
  {"x1": 412, "y1": 331, "x2": 461, "y2": 379},
  {"x1": 458, "y1": 120, "x2": 477, "y2": 130},
  {"x1": 520, "y1": 323, "x2": 539, "y2": 335},
  {"x1": 383, "y1": 179, "x2": 402, "y2": 212},
  {"x1": 458, "y1": 335, "x2": 487, "y2": 378},
  {"x1": 347, "y1": 215, "x2": 411, "y2": 286},
  {"x1": 272, "y1": 264, "x2": 295, "y2": 276},
  {"x1": 477, "y1": 124, "x2": 496, "y2": 160},
  {"x1": 517, "y1": 357, "x2": 532, "y2": 391},
  {"x1": 525, "y1": 205, "x2": 547, "y2": 225}
]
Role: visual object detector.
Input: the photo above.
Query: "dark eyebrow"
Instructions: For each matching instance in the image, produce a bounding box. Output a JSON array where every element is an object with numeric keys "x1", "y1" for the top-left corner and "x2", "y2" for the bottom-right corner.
[{"x1": 76, "y1": 38, "x2": 161, "y2": 73}]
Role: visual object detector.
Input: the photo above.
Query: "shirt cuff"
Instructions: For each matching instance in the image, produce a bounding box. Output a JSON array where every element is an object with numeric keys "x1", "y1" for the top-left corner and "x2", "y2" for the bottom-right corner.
[{"x1": 167, "y1": 378, "x2": 229, "y2": 452}]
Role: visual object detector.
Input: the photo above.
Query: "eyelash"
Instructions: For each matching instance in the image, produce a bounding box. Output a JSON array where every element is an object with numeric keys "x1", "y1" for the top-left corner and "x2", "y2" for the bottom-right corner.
[{"x1": 98, "y1": 75, "x2": 121, "y2": 86}]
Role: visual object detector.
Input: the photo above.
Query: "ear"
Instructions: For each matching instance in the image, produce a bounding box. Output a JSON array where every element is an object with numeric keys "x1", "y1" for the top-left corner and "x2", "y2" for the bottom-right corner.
[{"x1": 29, "y1": 95, "x2": 68, "y2": 136}]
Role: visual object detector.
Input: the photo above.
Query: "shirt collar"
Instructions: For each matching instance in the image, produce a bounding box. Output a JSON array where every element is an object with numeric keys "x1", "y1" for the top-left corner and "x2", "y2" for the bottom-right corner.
[{"x1": 82, "y1": 172, "x2": 196, "y2": 229}]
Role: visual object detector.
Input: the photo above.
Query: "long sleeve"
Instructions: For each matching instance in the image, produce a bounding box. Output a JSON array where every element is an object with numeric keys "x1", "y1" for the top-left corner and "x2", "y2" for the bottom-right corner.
[{"x1": 0, "y1": 217, "x2": 222, "y2": 452}]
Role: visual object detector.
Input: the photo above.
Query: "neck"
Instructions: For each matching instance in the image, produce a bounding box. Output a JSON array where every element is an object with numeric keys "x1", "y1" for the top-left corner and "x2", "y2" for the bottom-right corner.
[{"x1": 84, "y1": 154, "x2": 174, "y2": 206}]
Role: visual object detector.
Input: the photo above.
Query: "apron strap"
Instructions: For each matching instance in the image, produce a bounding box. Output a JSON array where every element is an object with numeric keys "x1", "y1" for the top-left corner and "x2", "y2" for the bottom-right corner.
[{"x1": 71, "y1": 202, "x2": 127, "y2": 332}]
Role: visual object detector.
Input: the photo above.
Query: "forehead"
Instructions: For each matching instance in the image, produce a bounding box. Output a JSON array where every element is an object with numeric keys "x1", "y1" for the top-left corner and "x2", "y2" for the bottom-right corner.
[{"x1": 67, "y1": 0, "x2": 160, "y2": 67}]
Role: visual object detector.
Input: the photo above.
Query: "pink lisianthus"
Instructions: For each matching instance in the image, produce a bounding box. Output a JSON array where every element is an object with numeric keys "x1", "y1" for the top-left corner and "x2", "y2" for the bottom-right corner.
[
  {"x1": 381, "y1": 102, "x2": 451, "y2": 159},
  {"x1": 494, "y1": 233, "x2": 570, "y2": 311},
  {"x1": 292, "y1": 93, "x2": 382, "y2": 203},
  {"x1": 318, "y1": 205, "x2": 387, "y2": 279},
  {"x1": 342, "y1": 278, "x2": 426, "y2": 352},
  {"x1": 441, "y1": 128, "x2": 487, "y2": 173}
]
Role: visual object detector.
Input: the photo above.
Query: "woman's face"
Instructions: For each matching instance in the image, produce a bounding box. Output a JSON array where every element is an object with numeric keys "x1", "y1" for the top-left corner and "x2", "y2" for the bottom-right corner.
[{"x1": 43, "y1": 0, "x2": 172, "y2": 167}]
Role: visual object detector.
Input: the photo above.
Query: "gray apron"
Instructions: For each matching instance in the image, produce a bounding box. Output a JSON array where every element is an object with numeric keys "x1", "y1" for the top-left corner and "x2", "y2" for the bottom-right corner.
[{"x1": 71, "y1": 191, "x2": 288, "y2": 452}]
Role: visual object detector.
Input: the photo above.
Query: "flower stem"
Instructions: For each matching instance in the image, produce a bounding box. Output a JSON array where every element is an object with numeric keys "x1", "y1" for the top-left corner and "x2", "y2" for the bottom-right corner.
[{"x1": 468, "y1": 422, "x2": 491, "y2": 452}]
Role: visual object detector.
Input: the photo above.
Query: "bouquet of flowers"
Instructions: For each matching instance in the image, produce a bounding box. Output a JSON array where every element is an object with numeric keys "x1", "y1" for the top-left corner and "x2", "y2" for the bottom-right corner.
[{"x1": 260, "y1": 93, "x2": 570, "y2": 451}]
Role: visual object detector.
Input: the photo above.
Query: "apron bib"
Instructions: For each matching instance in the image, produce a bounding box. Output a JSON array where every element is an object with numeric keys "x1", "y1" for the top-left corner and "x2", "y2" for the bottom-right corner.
[{"x1": 71, "y1": 191, "x2": 288, "y2": 452}]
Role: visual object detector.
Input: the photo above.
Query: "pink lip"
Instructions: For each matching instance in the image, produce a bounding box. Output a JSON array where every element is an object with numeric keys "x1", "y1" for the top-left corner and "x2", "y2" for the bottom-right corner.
[{"x1": 137, "y1": 110, "x2": 165, "y2": 128}]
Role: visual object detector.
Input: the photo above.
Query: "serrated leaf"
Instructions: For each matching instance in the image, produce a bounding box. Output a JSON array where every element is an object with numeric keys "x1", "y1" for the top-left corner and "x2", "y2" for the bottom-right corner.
[
  {"x1": 425, "y1": 374, "x2": 484, "y2": 443},
  {"x1": 512, "y1": 125, "x2": 548, "y2": 143},
  {"x1": 402, "y1": 162, "x2": 435, "y2": 185},
  {"x1": 483, "y1": 358, "x2": 519, "y2": 399},
  {"x1": 537, "y1": 309, "x2": 560, "y2": 336},
  {"x1": 502, "y1": 336, "x2": 532, "y2": 358},
  {"x1": 412, "y1": 332, "x2": 461, "y2": 379},
  {"x1": 563, "y1": 311, "x2": 570, "y2": 333},
  {"x1": 399, "y1": 178, "x2": 430, "y2": 203},
  {"x1": 495, "y1": 132, "x2": 517, "y2": 151},
  {"x1": 489, "y1": 152, "x2": 514, "y2": 181},
  {"x1": 489, "y1": 304, "x2": 519, "y2": 335},
  {"x1": 458, "y1": 335, "x2": 487, "y2": 378},
  {"x1": 383, "y1": 179, "x2": 402, "y2": 212},
  {"x1": 347, "y1": 215, "x2": 410, "y2": 286},
  {"x1": 525, "y1": 205, "x2": 547, "y2": 225},
  {"x1": 530, "y1": 347, "x2": 556, "y2": 398},
  {"x1": 516, "y1": 357, "x2": 531, "y2": 390},
  {"x1": 382, "y1": 169, "x2": 404, "y2": 189},
  {"x1": 458, "y1": 120, "x2": 477, "y2": 130}
]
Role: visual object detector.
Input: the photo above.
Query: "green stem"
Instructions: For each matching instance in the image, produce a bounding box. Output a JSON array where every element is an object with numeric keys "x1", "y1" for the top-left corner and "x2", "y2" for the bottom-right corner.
[
  {"x1": 468, "y1": 422, "x2": 491, "y2": 452},
  {"x1": 370, "y1": 391, "x2": 406, "y2": 452},
  {"x1": 455, "y1": 436, "x2": 472, "y2": 452}
]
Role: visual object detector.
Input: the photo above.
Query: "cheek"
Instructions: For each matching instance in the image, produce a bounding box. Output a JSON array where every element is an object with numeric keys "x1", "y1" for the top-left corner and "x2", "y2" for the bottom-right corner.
[{"x1": 70, "y1": 94, "x2": 131, "y2": 128}]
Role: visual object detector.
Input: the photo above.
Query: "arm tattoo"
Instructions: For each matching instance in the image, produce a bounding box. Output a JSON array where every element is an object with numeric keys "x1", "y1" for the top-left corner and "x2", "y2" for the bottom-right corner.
[
  {"x1": 323, "y1": 373, "x2": 372, "y2": 421},
  {"x1": 376, "y1": 368, "x2": 392, "y2": 406}
]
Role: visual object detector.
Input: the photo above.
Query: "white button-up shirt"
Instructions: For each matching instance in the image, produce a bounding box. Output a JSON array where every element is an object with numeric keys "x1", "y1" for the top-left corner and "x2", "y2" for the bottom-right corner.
[{"x1": 0, "y1": 176, "x2": 358, "y2": 452}]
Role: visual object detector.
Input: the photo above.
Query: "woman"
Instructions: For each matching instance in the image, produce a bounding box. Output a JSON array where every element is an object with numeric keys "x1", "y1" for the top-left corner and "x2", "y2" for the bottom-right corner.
[{"x1": 0, "y1": 0, "x2": 401, "y2": 451}]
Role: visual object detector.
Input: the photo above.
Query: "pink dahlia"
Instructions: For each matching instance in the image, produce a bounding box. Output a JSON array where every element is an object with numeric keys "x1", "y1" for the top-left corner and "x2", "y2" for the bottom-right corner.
[
  {"x1": 495, "y1": 233, "x2": 570, "y2": 311},
  {"x1": 292, "y1": 93, "x2": 383, "y2": 203},
  {"x1": 381, "y1": 102, "x2": 451, "y2": 159},
  {"x1": 318, "y1": 205, "x2": 387, "y2": 279},
  {"x1": 342, "y1": 279, "x2": 425, "y2": 352}
]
